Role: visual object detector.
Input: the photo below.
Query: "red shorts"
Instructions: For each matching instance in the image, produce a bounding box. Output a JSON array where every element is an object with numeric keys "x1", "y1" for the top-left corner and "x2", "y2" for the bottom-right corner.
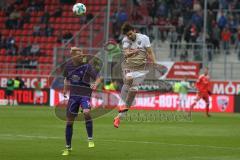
[{"x1": 196, "y1": 92, "x2": 209, "y2": 103}]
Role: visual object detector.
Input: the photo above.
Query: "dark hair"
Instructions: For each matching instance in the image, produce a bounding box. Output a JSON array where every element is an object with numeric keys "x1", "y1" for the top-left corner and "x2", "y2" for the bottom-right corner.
[{"x1": 121, "y1": 23, "x2": 134, "y2": 35}]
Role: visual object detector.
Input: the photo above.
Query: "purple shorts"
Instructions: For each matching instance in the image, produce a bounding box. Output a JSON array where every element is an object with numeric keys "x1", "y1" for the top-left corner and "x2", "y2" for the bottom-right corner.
[{"x1": 66, "y1": 96, "x2": 91, "y2": 117}]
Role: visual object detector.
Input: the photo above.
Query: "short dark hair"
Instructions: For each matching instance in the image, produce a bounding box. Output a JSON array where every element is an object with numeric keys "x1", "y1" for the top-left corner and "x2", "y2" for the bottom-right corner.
[{"x1": 121, "y1": 23, "x2": 134, "y2": 35}]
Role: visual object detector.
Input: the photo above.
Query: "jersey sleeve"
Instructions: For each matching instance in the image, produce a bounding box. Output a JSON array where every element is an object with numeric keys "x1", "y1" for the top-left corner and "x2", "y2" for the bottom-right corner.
[
  {"x1": 63, "y1": 65, "x2": 68, "y2": 79},
  {"x1": 87, "y1": 64, "x2": 99, "y2": 80},
  {"x1": 195, "y1": 75, "x2": 202, "y2": 89},
  {"x1": 122, "y1": 38, "x2": 130, "y2": 49},
  {"x1": 143, "y1": 35, "x2": 151, "y2": 48}
]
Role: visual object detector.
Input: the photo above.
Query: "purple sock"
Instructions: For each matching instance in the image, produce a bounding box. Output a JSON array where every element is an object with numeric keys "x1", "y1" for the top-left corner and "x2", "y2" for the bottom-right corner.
[
  {"x1": 85, "y1": 120, "x2": 93, "y2": 139},
  {"x1": 65, "y1": 124, "x2": 73, "y2": 147}
]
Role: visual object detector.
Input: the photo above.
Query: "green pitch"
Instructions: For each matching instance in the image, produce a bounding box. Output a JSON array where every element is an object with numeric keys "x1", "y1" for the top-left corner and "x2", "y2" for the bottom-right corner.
[{"x1": 0, "y1": 106, "x2": 240, "y2": 160}]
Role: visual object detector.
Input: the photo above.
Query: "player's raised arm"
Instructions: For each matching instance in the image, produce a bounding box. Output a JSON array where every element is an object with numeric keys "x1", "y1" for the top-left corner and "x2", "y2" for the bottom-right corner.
[
  {"x1": 146, "y1": 47, "x2": 156, "y2": 64},
  {"x1": 63, "y1": 77, "x2": 68, "y2": 97},
  {"x1": 142, "y1": 32, "x2": 156, "y2": 64}
]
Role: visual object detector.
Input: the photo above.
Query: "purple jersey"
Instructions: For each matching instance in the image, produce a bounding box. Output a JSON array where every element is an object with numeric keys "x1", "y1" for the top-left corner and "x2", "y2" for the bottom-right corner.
[{"x1": 63, "y1": 60, "x2": 99, "y2": 97}]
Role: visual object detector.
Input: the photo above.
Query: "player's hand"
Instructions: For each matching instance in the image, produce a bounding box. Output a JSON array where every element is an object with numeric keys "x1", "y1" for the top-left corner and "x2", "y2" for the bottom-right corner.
[
  {"x1": 63, "y1": 91, "x2": 68, "y2": 98},
  {"x1": 124, "y1": 49, "x2": 139, "y2": 58},
  {"x1": 90, "y1": 83, "x2": 97, "y2": 90}
]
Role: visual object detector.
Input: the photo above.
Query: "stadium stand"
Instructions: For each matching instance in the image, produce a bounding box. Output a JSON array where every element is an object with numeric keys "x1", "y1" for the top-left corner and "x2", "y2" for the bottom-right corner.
[{"x1": 0, "y1": 0, "x2": 127, "y2": 76}]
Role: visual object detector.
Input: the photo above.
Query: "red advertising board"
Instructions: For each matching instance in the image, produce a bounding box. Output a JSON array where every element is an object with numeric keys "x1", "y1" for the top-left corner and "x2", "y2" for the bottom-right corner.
[
  {"x1": 0, "y1": 88, "x2": 50, "y2": 105},
  {"x1": 0, "y1": 76, "x2": 50, "y2": 88},
  {"x1": 164, "y1": 62, "x2": 200, "y2": 79},
  {"x1": 211, "y1": 81, "x2": 240, "y2": 95},
  {"x1": 50, "y1": 90, "x2": 234, "y2": 113}
]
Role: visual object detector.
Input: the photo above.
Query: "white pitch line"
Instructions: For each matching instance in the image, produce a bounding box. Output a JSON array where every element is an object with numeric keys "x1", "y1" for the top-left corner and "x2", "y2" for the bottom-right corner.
[
  {"x1": 98, "y1": 139, "x2": 240, "y2": 151},
  {"x1": 0, "y1": 134, "x2": 61, "y2": 140},
  {"x1": 0, "y1": 134, "x2": 240, "y2": 151}
]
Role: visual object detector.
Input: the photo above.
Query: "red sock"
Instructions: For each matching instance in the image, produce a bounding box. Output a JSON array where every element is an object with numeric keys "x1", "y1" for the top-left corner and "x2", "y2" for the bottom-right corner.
[
  {"x1": 206, "y1": 104, "x2": 209, "y2": 115},
  {"x1": 190, "y1": 102, "x2": 196, "y2": 111}
]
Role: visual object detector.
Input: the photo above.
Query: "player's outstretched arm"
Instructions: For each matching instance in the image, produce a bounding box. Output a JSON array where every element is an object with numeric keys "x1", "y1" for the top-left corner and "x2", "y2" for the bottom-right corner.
[
  {"x1": 63, "y1": 77, "x2": 68, "y2": 98},
  {"x1": 123, "y1": 48, "x2": 139, "y2": 58},
  {"x1": 90, "y1": 77, "x2": 102, "y2": 90},
  {"x1": 146, "y1": 47, "x2": 156, "y2": 64}
]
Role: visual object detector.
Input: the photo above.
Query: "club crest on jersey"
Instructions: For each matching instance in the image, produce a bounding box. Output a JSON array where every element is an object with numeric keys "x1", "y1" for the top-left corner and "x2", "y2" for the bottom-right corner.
[
  {"x1": 217, "y1": 96, "x2": 229, "y2": 112},
  {"x1": 71, "y1": 75, "x2": 80, "y2": 82}
]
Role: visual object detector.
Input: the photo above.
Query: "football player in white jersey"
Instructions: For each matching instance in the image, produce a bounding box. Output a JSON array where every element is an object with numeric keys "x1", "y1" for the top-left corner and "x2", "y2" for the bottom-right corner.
[{"x1": 113, "y1": 23, "x2": 157, "y2": 128}]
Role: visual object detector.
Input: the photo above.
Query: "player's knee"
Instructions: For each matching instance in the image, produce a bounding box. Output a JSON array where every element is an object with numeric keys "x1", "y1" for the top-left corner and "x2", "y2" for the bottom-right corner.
[
  {"x1": 66, "y1": 120, "x2": 74, "y2": 126},
  {"x1": 129, "y1": 86, "x2": 138, "y2": 92},
  {"x1": 83, "y1": 111, "x2": 92, "y2": 121},
  {"x1": 125, "y1": 76, "x2": 133, "y2": 86},
  {"x1": 83, "y1": 108, "x2": 90, "y2": 114}
]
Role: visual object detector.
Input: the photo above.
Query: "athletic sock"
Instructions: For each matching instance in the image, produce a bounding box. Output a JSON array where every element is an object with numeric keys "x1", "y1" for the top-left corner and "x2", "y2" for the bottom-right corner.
[
  {"x1": 85, "y1": 119, "x2": 93, "y2": 139},
  {"x1": 65, "y1": 124, "x2": 73, "y2": 147}
]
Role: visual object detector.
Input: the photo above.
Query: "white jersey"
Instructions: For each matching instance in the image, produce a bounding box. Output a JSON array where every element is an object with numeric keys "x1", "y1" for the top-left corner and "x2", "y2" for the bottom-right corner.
[{"x1": 122, "y1": 33, "x2": 151, "y2": 53}]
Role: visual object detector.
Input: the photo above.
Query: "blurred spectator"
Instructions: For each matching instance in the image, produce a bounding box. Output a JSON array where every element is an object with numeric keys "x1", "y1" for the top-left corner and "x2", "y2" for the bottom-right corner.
[
  {"x1": 111, "y1": 9, "x2": 119, "y2": 35},
  {"x1": 210, "y1": 22, "x2": 221, "y2": 54},
  {"x1": 6, "y1": 34, "x2": 15, "y2": 47},
  {"x1": 33, "y1": 23, "x2": 42, "y2": 36},
  {"x1": 16, "y1": 57, "x2": 38, "y2": 69},
  {"x1": 0, "y1": 36, "x2": 7, "y2": 49},
  {"x1": 36, "y1": 0, "x2": 45, "y2": 11},
  {"x1": 56, "y1": 29, "x2": 63, "y2": 43},
  {"x1": 14, "y1": 77, "x2": 21, "y2": 89},
  {"x1": 176, "y1": 14, "x2": 184, "y2": 41},
  {"x1": 156, "y1": 1, "x2": 168, "y2": 18},
  {"x1": 157, "y1": 17, "x2": 168, "y2": 42},
  {"x1": 52, "y1": 7, "x2": 63, "y2": 18},
  {"x1": 217, "y1": 10, "x2": 228, "y2": 30},
  {"x1": 189, "y1": 24, "x2": 198, "y2": 42},
  {"x1": 41, "y1": 9, "x2": 50, "y2": 24},
  {"x1": 191, "y1": 11, "x2": 203, "y2": 31},
  {"x1": 228, "y1": 15, "x2": 238, "y2": 44},
  {"x1": 6, "y1": 34, "x2": 18, "y2": 55},
  {"x1": 5, "y1": 78, "x2": 15, "y2": 106},
  {"x1": 20, "y1": 43, "x2": 31, "y2": 56},
  {"x1": 85, "y1": 13, "x2": 94, "y2": 23},
  {"x1": 34, "y1": 78, "x2": 44, "y2": 104},
  {"x1": 131, "y1": 7, "x2": 143, "y2": 24},
  {"x1": 195, "y1": 31, "x2": 203, "y2": 61},
  {"x1": 62, "y1": 31, "x2": 73, "y2": 43},
  {"x1": 7, "y1": 43, "x2": 18, "y2": 55},
  {"x1": 236, "y1": 27, "x2": 240, "y2": 60},
  {"x1": 27, "y1": 0, "x2": 44, "y2": 12},
  {"x1": 44, "y1": 24, "x2": 54, "y2": 37},
  {"x1": 60, "y1": 0, "x2": 76, "y2": 4},
  {"x1": 221, "y1": 27, "x2": 231, "y2": 55},
  {"x1": 147, "y1": 1, "x2": 158, "y2": 24},
  {"x1": 169, "y1": 27, "x2": 178, "y2": 59},
  {"x1": 30, "y1": 42, "x2": 40, "y2": 56},
  {"x1": 133, "y1": 0, "x2": 141, "y2": 6},
  {"x1": 22, "y1": 10, "x2": 31, "y2": 23},
  {"x1": 15, "y1": 77, "x2": 25, "y2": 89},
  {"x1": 104, "y1": 80, "x2": 118, "y2": 91},
  {"x1": 117, "y1": 8, "x2": 128, "y2": 26},
  {"x1": 5, "y1": 8, "x2": 21, "y2": 29},
  {"x1": 4, "y1": 2, "x2": 15, "y2": 16}
]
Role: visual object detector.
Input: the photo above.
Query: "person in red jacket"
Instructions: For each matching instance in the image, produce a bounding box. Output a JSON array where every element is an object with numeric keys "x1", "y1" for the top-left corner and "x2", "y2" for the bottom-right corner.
[{"x1": 189, "y1": 66, "x2": 211, "y2": 117}]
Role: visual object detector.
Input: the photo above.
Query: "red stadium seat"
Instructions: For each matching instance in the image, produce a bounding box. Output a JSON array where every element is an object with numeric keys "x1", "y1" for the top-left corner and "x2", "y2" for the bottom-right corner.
[
  {"x1": 55, "y1": 17, "x2": 61, "y2": 23},
  {"x1": 22, "y1": 29, "x2": 29, "y2": 36},
  {"x1": 62, "y1": 12, "x2": 69, "y2": 17},
  {"x1": 2, "y1": 29, "x2": 9, "y2": 36},
  {"x1": 31, "y1": 17, "x2": 39, "y2": 23},
  {"x1": 46, "y1": 44, "x2": 53, "y2": 50},
  {"x1": 49, "y1": 17, "x2": 56, "y2": 23},
  {"x1": 63, "y1": 5, "x2": 70, "y2": 11},
  {"x1": 0, "y1": 49, "x2": 7, "y2": 55}
]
